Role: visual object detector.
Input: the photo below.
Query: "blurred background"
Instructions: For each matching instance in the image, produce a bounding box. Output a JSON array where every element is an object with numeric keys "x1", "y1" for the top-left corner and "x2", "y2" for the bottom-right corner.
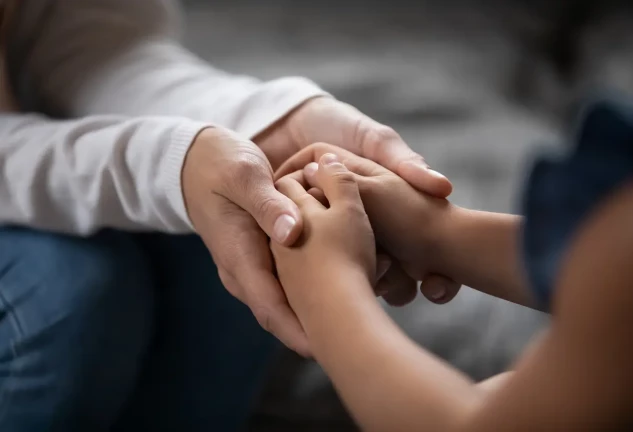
[{"x1": 180, "y1": 1, "x2": 633, "y2": 430}]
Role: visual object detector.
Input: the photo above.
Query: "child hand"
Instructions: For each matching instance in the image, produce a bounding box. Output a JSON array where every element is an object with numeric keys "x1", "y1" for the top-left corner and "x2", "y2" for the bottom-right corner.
[
  {"x1": 276, "y1": 143, "x2": 461, "y2": 304},
  {"x1": 271, "y1": 153, "x2": 377, "y2": 317}
]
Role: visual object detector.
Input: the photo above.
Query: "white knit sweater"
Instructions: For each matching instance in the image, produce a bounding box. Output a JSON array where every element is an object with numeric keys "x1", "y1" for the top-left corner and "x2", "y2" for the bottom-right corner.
[{"x1": 0, "y1": 0, "x2": 325, "y2": 234}]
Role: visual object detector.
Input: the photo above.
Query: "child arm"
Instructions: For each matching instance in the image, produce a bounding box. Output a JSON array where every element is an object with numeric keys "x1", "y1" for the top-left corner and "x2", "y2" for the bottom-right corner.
[
  {"x1": 275, "y1": 157, "x2": 633, "y2": 431},
  {"x1": 429, "y1": 207, "x2": 536, "y2": 308},
  {"x1": 277, "y1": 143, "x2": 536, "y2": 308}
]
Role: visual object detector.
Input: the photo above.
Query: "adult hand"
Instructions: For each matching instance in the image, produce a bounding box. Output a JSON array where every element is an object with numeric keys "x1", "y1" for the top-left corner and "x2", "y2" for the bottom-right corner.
[
  {"x1": 276, "y1": 142, "x2": 463, "y2": 305},
  {"x1": 182, "y1": 126, "x2": 396, "y2": 356},
  {"x1": 182, "y1": 127, "x2": 311, "y2": 355},
  {"x1": 258, "y1": 97, "x2": 452, "y2": 196},
  {"x1": 258, "y1": 96, "x2": 461, "y2": 304}
]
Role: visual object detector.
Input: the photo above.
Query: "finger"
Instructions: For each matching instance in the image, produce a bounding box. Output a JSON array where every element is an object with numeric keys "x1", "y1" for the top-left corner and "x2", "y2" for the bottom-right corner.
[
  {"x1": 379, "y1": 262, "x2": 418, "y2": 307},
  {"x1": 281, "y1": 171, "x2": 329, "y2": 206},
  {"x1": 245, "y1": 268, "x2": 312, "y2": 357},
  {"x1": 397, "y1": 159, "x2": 453, "y2": 199},
  {"x1": 224, "y1": 150, "x2": 303, "y2": 246},
  {"x1": 204, "y1": 204, "x2": 311, "y2": 357},
  {"x1": 316, "y1": 153, "x2": 363, "y2": 208},
  {"x1": 419, "y1": 274, "x2": 462, "y2": 304},
  {"x1": 275, "y1": 175, "x2": 324, "y2": 211},
  {"x1": 304, "y1": 161, "x2": 368, "y2": 195},
  {"x1": 303, "y1": 162, "x2": 319, "y2": 185},
  {"x1": 276, "y1": 143, "x2": 387, "y2": 180},
  {"x1": 351, "y1": 118, "x2": 453, "y2": 198},
  {"x1": 279, "y1": 169, "x2": 311, "y2": 189},
  {"x1": 221, "y1": 265, "x2": 311, "y2": 357},
  {"x1": 307, "y1": 187, "x2": 328, "y2": 207}
]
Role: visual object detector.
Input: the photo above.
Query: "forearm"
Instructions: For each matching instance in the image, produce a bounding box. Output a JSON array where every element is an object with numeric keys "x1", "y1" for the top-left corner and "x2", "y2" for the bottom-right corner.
[
  {"x1": 9, "y1": 0, "x2": 326, "y2": 137},
  {"x1": 0, "y1": 112, "x2": 207, "y2": 234},
  {"x1": 291, "y1": 271, "x2": 480, "y2": 432},
  {"x1": 432, "y1": 206, "x2": 537, "y2": 308}
]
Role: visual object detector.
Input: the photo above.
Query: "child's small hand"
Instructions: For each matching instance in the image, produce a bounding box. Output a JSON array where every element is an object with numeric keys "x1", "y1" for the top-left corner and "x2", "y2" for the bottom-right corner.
[
  {"x1": 271, "y1": 153, "x2": 377, "y2": 316},
  {"x1": 276, "y1": 143, "x2": 461, "y2": 303}
]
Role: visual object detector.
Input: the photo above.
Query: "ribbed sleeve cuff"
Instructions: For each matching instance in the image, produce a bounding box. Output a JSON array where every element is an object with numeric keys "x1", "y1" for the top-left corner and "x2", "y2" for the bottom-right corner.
[{"x1": 162, "y1": 121, "x2": 213, "y2": 232}]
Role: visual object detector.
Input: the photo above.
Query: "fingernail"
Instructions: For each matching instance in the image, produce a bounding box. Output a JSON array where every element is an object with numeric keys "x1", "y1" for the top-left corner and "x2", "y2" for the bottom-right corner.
[
  {"x1": 376, "y1": 257, "x2": 391, "y2": 280},
  {"x1": 321, "y1": 153, "x2": 338, "y2": 166},
  {"x1": 304, "y1": 162, "x2": 318, "y2": 178},
  {"x1": 428, "y1": 169, "x2": 448, "y2": 181},
  {"x1": 404, "y1": 160, "x2": 429, "y2": 170},
  {"x1": 273, "y1": 214, "x2": 296, "y2": 243},
  {"x1": 427, "y1": 285, "x2": 446, "y2": 301}
]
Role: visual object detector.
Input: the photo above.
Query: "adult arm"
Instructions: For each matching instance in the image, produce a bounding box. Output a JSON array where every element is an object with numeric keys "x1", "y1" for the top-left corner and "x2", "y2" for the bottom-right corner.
[
  {"x1": 3, "y1": 0, "x2": 457, "y2": 351},
  {"x1": 6, "y1": 0, "x2": 326, "y2": 138},
  {"x1": 0, "y1": 112, "x2": 209, "y2": 234}
]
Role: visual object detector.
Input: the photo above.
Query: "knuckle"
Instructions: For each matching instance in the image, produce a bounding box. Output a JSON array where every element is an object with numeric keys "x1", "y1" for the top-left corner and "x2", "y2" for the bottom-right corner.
[
  {"x1": 217, "y1": 267, "x2": 246, "y2": 302},
  {"x1": 252, "y1": 305, "x2": 273, "y2": 333},
  {"x1": 365, "y1": 125, "x2": 400, "y2": 149},
  {"x1": 330, "y1": 168, "x2": 356, "y2": 184},
  {"x1": 403, "y1": 153, "x2": 427, "y2": 166},
  {"x1": 311, "y1": 142, "x2": 335, "y2": 153},
  {"x1": 354, "y1": 120, "x2": 402, "y2": 160},
  {"x1": 339, "y1": 200, "x2": 367, "y2": 218},
  {"x1": 373, "y1": 125, "x2": 400, "y2": 143},
  {"x1": 295, "y1": 194, "x2": 317, "y2": 208},
  {"x1": 218, "y1": 254, "x2": 239, "y2": 279},
  {"x1": 217, "y1": 267, "x2": 232, "y2": 284},
  {"x1": 231, "y1": 154, "x2": 265, "y2": 182},
  {"x1": 253, "y1": 194, "x2": 282, "y2": 219}
]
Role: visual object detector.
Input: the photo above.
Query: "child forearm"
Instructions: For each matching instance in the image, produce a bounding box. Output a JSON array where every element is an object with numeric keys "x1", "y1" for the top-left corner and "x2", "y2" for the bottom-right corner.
[
  {"x1": 431, "y1": 207, "x2": 537, "y2": 309},
  {"x1": 297, "y1": 271, "x2": 480, "y2": 432}
]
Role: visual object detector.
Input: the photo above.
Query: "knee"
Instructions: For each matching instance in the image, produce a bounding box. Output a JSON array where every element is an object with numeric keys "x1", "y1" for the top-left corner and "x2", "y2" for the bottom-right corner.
[
  {"x1": 0, "y1": 228, "x2": 154, "y2": 338},
  {"x1": 0, "y1": 228, "x2": 155, "y2": 430}
]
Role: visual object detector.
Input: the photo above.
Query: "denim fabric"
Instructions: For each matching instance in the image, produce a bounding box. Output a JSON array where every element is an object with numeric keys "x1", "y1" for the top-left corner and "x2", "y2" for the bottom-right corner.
[
  {"x1": 0, "y1": 228, "x2": 277, "y2": 432},
  {"x1": 522, "y1": 96, "x2": 633, "y2": 310}
]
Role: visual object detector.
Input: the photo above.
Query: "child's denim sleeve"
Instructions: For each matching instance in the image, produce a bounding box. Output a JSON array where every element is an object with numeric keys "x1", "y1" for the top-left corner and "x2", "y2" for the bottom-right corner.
[{"x1": 522, "y1": 96, "x2": 633, "y2": 311}]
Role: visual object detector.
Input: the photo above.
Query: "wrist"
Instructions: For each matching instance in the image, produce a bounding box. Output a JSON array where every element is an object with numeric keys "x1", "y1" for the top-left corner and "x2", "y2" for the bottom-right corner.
[
  {"x1": 421, "y1": 202, "x2": 465, "y2": 275},
  {"x1": 287, "y1": 261, "x2": 374, "y2": 327},
  {"x1": 166, "y1": 123, "x2": 216, "y2": 232}
]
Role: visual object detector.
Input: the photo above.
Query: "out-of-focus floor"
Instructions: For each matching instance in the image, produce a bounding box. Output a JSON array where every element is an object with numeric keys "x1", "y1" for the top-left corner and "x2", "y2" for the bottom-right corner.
[{"x1": 180, "y1": 1, "x2": 633, "y2": 429}]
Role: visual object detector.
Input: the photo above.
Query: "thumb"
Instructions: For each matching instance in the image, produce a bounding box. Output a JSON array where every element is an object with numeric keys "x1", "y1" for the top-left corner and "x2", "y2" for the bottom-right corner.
[
  {"x1": 226, "y1": 156, "x2": 303, "y2": 246},
  {"x1": 355, "y1": 119, "x2": 453, "y2": 198}
]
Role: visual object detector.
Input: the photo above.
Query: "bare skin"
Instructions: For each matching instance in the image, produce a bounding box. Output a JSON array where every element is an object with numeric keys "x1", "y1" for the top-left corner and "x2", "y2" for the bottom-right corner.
[
  {"x1": 276, "y1": 143, "x2": 528, "y2": 306},
  {"x1": 182, "y1": 97, "x2": 455, "y2": 356},
  {"x1": 272, "y1": 149, "x2": 633, "y2": 431}
]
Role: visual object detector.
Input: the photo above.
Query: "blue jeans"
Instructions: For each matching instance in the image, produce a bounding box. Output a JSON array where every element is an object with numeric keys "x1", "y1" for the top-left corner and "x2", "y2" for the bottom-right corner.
[{"x1": 0, "y1": 227, "x2": 278, "y2": 431}]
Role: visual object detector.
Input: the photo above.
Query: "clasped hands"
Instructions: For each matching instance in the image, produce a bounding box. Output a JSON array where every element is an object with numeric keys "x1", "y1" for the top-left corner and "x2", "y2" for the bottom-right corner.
[
  {"x1": 183, "y1": 96, "x2": 458, "y2": 357},
  {"x1": 271, "y1": 143, "x2": 460, "y2": 347}
]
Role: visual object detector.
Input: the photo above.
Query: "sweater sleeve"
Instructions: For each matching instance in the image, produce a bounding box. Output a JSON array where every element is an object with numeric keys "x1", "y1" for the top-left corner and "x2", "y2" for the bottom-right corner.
[
  {"x1": 6, "y1": 0, "x2": 328, "y2": 138},
  {"x1": 0, "y1": 112, "x2": 210, "y2": 234}
]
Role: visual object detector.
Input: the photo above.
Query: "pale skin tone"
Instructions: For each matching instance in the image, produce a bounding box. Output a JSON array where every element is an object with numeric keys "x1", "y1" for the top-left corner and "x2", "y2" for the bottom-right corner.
[
  {"x1": 182, "y1": 97, "x2": 458, "y2": 356},
  {"x1": 272, "y1": 145, "x2": 633, "y2": 431}
]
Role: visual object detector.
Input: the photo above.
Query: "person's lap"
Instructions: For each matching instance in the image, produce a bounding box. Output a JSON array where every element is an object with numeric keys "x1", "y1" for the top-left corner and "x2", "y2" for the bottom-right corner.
[
  {"x1": 0, "y1": 226, "x2": 277, "y2": 432},
  {"x1": 115, "y1": 232, "x2": 278, "y2": 431}
]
